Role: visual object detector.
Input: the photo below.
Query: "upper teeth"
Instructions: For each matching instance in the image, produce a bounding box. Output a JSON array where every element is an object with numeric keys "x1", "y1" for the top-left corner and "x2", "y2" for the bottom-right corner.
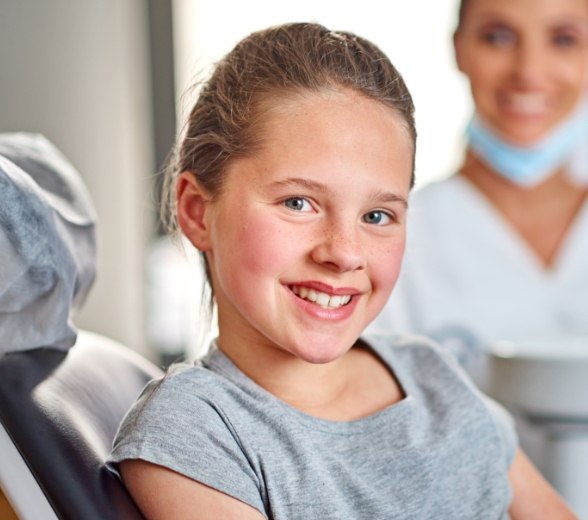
[
  {"x1": 291, "y1": 286, "x2": 352, "y2": 309},
  {"x1": 503, "y1": 93, "x2": 548, "y2": 115}
]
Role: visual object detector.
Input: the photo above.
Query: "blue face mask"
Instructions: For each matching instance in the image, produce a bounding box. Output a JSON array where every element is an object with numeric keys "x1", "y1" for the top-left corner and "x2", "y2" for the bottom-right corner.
[{"x1": 466, "y1": 100, "x2": 588, "y2": 187}]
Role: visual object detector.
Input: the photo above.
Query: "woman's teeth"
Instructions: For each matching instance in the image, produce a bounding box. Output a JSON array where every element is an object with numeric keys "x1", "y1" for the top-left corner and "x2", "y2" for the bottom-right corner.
[
  {"x1": 502, "y1": 93, "x2": 548, "y2": 116},
  {"x1": 291, "y1": 286, "x2": 352, "y2": 309}
]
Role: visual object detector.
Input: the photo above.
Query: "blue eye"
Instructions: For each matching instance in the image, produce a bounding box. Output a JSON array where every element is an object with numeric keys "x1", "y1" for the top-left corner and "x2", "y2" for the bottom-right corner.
[
  {"x1": 482, "y1": 27, "x2": 515, "y2": 47},
  {"x1": 362, "y1": 210, "x2": 392, "y2": 226},
  {"x1": 283, "y1": 197, "x2": 312, "y2": 212}
]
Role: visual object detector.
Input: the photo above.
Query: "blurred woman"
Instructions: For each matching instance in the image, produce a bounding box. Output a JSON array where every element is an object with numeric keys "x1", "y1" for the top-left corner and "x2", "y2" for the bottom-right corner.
[
  {"x1": 367, "y1": 3, "x2": 588, "y2": 511},
  {"x1": 368, "y1": 0, "x2": 588, "y2": 368}
]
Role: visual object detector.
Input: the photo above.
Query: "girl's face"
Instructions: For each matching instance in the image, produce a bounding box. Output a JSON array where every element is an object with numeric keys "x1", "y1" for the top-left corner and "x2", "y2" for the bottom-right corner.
[
  {"x1": 455, "y1": 0, "x2": 588, "y2": 145},
  {"x1": 188, "y1": 89, "x2": 413, "y2": 366}
]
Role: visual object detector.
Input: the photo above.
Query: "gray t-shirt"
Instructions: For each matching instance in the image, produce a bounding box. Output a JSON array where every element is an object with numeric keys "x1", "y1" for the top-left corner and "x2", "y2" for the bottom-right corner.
[{"x1": 108, "y1": 334, "x2": 516, "y2": 519}]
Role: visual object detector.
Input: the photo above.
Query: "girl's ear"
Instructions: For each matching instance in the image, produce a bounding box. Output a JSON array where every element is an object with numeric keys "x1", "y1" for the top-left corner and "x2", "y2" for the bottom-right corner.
[
  {"x1": 176, "y1": 172, "x2": 213, "y2": 251},
  {"x1": 453, "y1": 30, "x2": 466, "y2": 74}
]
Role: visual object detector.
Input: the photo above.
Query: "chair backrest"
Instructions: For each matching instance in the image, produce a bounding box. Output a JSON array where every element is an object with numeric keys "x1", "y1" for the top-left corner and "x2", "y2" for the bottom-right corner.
[{"x1": 0, "y1": 330, "x2": 163, "y2": 520}]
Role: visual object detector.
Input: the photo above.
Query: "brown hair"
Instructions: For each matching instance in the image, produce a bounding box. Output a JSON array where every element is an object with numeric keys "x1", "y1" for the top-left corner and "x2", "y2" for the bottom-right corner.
[
  {"x1": 162, "y1": 22, "x2": 416, "y2": 233},
  {"x1": 456, "y1": 0, "x2": 468, "y2": 30}
]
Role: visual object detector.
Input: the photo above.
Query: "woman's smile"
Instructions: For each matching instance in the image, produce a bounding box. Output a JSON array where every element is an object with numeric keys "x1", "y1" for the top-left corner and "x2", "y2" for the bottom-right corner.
[{"x1": 454, "y1": 0, "x2": 588, "y2": 145}]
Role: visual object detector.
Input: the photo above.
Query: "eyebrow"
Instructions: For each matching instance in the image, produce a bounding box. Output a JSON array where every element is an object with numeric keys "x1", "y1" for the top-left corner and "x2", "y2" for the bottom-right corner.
[
  {"x1": 553, "y1": 19, "x2": 588, "y2": 31},
  {"x1": 268, "y1": 177, "x2": 328, "y2": 193},
  {"x1": 472, "y1": 13, "x2": 588, "y2": 29},
  {"x1": 372, "y1": 190, "x2": 409, "y2": 208},
  {"x1": 267, "y1": 177, "x2": 408, "y2": 208}
]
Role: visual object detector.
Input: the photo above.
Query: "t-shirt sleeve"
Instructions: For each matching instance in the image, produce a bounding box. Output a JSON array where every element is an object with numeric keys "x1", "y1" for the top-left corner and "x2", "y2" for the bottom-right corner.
[{"x1": 107, "y1": 368, "x2": 267, "y2": 517}]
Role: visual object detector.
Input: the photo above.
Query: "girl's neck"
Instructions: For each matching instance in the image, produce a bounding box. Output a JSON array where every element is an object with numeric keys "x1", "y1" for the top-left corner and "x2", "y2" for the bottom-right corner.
[
  {"x1": 215, "y1": 336, "x2": 404, "y2": 421},
  {"x1": 459, "y1": 151, "x2": 588, "y2": 268}
]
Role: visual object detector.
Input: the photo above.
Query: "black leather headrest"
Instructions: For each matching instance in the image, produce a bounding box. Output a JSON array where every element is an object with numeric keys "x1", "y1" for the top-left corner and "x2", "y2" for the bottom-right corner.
[{"x1": 0, "y1": 332, "x2": 162, "y2": 520}]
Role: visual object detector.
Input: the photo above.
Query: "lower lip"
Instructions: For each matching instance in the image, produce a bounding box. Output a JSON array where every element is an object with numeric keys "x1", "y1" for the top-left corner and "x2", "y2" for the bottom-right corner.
[
  {"x1": 287, "y1": 289, "x2": 359, "y2": 322},
  {"x1": 501, "y1": 108, "x2": 547, "y2": 122}
]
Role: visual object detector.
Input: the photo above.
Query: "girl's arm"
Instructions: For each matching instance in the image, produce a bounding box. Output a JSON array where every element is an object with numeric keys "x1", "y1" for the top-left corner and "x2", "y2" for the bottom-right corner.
[
  {"x1": 508, "y1": 448, "x2": 578, "y2": 519},
  {"x1": 120, "y1": 459, "x2": 266, "y2": 520}
]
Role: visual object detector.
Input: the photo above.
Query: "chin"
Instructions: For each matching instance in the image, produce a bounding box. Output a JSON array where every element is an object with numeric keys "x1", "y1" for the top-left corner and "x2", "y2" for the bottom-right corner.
[
  {"x1": 299, "y1": 352, "x2": 341, "y2": 365},
  {"x1": 290, "y1": 335, "x2": 355, "y2": 365}
]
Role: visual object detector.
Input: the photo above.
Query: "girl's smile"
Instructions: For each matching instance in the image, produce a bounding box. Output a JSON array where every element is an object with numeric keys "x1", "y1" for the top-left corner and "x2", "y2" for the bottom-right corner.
[
  {"x1": 286, "y1": 281, "x2": 360, "y2": 323},
  {"x1": 180, "y1": 87, "x2": 413, "y2": 371},
  {"x1": 289, "y1": 283, "x2": 354, "y2": 311}
]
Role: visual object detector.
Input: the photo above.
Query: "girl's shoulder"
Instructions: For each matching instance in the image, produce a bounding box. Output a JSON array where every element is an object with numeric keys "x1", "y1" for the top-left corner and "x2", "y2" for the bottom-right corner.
[
  {"x1": 132, "y1": 350, "x2": 255, "y2": 419},
  {"x1": 108, "y1": 356, "x2": 269, "y2": 516},
  {"x1": 361, "y1": 331, "x2": 465, "y2": 378},
  {"x1": 362, "y1": 332, "x2": 511, "y2": 419},
  {"x1": 362, "y1": 332, "x2": 518, "y2": 465}
]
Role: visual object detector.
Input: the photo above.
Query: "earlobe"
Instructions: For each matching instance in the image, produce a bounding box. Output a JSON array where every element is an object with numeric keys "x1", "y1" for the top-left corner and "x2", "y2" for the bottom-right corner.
[{"x1": 176, "y1": 172, "x2": 212, "y2": 251}]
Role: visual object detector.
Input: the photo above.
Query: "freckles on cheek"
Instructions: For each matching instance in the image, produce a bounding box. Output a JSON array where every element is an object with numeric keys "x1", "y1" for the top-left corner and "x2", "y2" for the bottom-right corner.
[
  {"x1": 377, "y1": 242, "x2": 406, "y2": 289},
  {"x1": 232, "y1": 216, "x2": 296, "y2": 275}
]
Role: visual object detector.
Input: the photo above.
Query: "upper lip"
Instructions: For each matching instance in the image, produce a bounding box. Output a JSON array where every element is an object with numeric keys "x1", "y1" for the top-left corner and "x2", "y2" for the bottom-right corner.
[{"x1": 286, "y1": 280, "x2": 361, "y2": 296}]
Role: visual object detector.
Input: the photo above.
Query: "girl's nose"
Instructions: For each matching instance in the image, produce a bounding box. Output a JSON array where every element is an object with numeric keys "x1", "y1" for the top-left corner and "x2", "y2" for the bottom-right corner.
[{"x1": 310, "y1": 225, "x2": 367, "y2": 273}]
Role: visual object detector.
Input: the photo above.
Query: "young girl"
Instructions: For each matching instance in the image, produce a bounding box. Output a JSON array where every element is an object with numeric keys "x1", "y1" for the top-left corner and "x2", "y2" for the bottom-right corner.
[{"x1": 108, "y1": 23, "x2": 575, "y2": 519}]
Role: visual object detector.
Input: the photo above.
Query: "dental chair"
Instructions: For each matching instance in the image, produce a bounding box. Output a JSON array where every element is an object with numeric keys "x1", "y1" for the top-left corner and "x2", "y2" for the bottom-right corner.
[
  {"x1": 0, "y1": 332, "x2": 162, "y2": 520},
  {"x1": 0, "y1": 133, "x2": 163, "y2": 519}
]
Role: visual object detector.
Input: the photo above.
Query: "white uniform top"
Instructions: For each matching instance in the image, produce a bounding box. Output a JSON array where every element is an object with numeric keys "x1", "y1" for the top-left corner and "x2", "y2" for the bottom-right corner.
[{"x1": 367, "y1": 175, "x2": 588, "y2": 353}]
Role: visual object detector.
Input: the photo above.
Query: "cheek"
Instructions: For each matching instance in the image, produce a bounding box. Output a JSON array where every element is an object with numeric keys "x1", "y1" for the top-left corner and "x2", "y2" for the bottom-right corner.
[
  {"x1": 372, "y1": 239, "x2": 406, "y2": 294},
  {"x1": 470, "y1": 70, "x2": 499, "y2": 97},
  {"x1": 464, "y1": 53, "x2": 499, "y2": 80},
  {"x1": 217, "y1": 210, "x2": 298, "y2": 281},
  {"x1": 563, "y1": 62, "x2": 588, "y2": 92}
]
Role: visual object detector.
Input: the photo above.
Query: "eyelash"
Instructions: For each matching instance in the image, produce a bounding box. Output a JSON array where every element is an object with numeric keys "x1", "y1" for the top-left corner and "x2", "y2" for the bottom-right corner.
[
  {"x1": 482, "y1": 29, "x2": 515, "y2": 47},
  {"x1": 362, "y1": 210, "x2": 394, "y2": 226},
  {"x1": 552, "y1": 33, "x2": 578, "y2": 47},
  {"x1": 283, "y1": 197, "x2": 313, "y2": 212},
  {"x1": 481, "y1": 28, "x2": 581, "y2": 49},
  {"x1": 282, "y1": 197, "x2": 395, "y2": 226}
]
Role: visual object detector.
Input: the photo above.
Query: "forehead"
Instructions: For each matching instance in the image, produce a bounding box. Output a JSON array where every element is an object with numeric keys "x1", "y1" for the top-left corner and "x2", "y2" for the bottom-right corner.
[
  {"x1": 460, "y1": 0, "x2": 588, "y2": 25},
  {"x1": 221, "y1": 87, "x2": 414, "y2": 195},
  {"x1": 252, "y1": 87, "x2": 414, "y2": 151}
]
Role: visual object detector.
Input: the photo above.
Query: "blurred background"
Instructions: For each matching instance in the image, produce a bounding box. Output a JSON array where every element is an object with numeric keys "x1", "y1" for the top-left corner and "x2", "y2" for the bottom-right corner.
[{"x1": 0, "y1": 0, "x2": 467, "y2": 362}]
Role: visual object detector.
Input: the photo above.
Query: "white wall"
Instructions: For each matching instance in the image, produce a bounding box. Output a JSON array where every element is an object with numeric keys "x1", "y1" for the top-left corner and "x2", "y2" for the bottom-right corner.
[
  {"x1": 172, "y1": 0, "x2": 472, "y2": 188},
  {"x1": 0, "y1": 0, "x2": 155, "y2": 357}
]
